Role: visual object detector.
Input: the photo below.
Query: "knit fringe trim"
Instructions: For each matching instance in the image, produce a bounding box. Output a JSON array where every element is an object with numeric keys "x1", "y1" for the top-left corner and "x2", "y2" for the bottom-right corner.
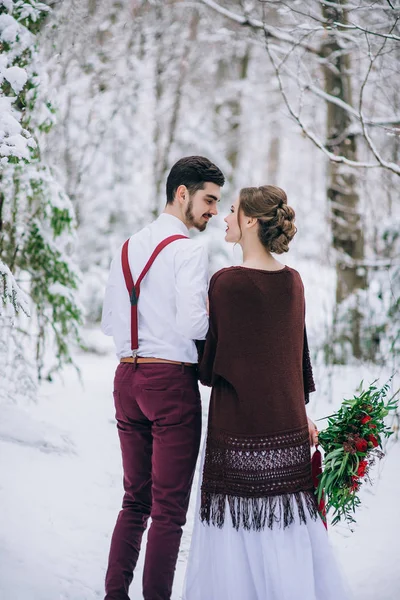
[{"x1": 200, "y1": 489, "x2": 319, "y2": 531}]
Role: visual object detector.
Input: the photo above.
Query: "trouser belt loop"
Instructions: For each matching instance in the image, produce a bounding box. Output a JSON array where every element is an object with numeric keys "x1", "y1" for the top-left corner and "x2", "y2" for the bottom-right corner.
[
  {"x1": 133, "y1": 353, "x2": 138, "y2": 370},
  {"x1": 181, "y1": 361, "x2": 185, "y2": 373}
]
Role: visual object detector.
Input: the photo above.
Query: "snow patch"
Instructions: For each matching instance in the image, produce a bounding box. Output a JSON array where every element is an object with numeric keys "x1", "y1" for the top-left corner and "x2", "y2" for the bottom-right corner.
[
  {"x1": 4, "y1": 65, "x2": 28, "y2": 94},
  {"x1": 0, "y1": 405, "x2": 76, "y2": 455}
]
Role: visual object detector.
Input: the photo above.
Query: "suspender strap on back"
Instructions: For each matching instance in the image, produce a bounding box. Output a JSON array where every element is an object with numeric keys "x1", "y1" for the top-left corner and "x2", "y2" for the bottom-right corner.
[{"x1": 121, "y1": 234, "x2": 188, "y2": 354}]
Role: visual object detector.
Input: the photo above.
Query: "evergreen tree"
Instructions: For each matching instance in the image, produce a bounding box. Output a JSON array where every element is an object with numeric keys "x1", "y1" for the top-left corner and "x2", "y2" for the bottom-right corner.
[{"x1": 0, "y1": 0, "x2": 82, "y2": 402}]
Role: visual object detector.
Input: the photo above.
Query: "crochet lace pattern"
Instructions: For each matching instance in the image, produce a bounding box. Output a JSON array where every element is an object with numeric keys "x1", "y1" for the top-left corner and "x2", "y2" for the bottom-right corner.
[{"x1": 201, "y1": 426, "x2": 318, "y2": 530}]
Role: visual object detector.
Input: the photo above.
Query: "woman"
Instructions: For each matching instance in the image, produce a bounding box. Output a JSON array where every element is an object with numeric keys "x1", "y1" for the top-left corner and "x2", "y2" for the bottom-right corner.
[{"x1": 183, "y1": 186, "x2": 351, "y2": 600}]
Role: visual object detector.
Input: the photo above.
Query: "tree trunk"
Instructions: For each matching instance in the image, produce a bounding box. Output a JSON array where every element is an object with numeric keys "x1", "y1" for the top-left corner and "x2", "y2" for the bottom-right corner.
[
  {"x1": 321, "y1": 0, "x2": 367, "y2": 359},
  {"x1": 267, "y1": 133, "x2": 280, "y2": 183},
  {"x1": 227, "y1": 47, "x2": 251, "y2": 173}
]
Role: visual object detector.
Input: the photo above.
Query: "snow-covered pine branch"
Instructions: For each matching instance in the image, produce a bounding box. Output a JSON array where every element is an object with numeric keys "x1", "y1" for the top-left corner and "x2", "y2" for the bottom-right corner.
[
  {"x1": 0, "y1": 1, "x2": 50, "y2": 162},
  {"x1": 0, "y1": 258, "x2": 30, "y2": 317}
]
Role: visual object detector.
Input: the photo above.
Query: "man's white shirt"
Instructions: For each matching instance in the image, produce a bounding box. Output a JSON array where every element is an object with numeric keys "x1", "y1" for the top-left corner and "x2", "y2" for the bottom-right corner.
[{"x1": 101, "y1": 213, "x2": 209, "y2": 362}]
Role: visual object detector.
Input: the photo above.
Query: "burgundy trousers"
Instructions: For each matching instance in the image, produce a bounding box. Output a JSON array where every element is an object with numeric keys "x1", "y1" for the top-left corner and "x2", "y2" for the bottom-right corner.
[{"x1": 105, "y1": 362, "x2": 202, "y2": 600}]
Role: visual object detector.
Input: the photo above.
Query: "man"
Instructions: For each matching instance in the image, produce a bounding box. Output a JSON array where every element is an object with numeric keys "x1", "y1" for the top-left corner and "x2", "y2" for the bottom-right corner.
[{"x1": 101, "y1": 156, "x2": 225, "y2": 600}]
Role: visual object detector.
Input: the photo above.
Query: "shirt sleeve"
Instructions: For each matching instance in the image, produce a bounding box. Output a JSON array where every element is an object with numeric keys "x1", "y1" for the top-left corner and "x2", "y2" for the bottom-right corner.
[
  {"x1": 303, "y1": 326, "x2": 316, "y2": 404},
  {"x1": 101, "y1": 255, "x2": 118, "y2": 336},
  {"x1": 174, "y1": 242, "x2": 209, "y2": 341}
]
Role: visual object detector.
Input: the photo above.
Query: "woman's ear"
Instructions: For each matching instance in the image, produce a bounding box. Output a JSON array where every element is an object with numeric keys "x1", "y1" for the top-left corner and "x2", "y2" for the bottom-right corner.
[{"x1": 246, "y1": 216, "x2": 258, "y2": 229}]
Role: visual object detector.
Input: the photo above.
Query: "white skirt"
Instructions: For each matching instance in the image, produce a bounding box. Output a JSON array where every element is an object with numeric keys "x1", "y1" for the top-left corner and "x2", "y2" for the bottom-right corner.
[{"x1": 183, "y1": 446, "x2": 352, "y2": 600}]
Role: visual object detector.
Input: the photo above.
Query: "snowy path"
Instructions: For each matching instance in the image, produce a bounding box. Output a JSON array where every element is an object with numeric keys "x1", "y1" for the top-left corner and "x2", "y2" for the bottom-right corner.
[{"x1": 1, "y1": 347, "x2": 399, "y2": 600}]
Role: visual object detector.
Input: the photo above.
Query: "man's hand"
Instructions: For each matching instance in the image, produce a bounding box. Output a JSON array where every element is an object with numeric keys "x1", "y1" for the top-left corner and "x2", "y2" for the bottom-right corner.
[{"x1": 307, "y1": 416, "x2": 318, "y2": 447}]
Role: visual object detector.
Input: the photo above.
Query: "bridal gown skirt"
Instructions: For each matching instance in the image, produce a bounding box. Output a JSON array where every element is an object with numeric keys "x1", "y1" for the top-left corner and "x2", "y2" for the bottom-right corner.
[
  {"x1": 183, "y1": 445, "x2": 352, "y2": 600},
  {"x1": 183, "y1": 496, "x2": 352, "y2": 600}
]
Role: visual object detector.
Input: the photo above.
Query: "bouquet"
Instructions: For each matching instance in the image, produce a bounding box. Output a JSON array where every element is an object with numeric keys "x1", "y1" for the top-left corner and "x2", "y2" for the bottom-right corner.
[{"x1": 315, "y1": 379, "x2": 398, "y2": 527}]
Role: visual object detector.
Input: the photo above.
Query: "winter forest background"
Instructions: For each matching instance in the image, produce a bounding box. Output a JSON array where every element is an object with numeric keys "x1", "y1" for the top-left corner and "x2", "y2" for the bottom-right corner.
[{"x1": 1, "y1": 1, "x2": 400, "y2": 599}]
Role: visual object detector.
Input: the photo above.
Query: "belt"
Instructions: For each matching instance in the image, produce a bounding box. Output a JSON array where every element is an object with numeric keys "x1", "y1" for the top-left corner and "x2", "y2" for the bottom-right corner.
[{"x1": 120, "y1": 357, "x2": 196, "y2": 367}]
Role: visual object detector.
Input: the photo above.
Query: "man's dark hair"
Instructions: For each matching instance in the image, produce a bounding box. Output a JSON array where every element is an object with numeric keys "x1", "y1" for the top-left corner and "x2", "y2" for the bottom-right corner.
[{"x1": 166, "y1": 156, "x2": 225, "y2": 204}]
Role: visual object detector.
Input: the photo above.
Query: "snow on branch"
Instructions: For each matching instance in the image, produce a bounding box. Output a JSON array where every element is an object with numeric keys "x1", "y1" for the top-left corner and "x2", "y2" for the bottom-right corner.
[
  {"x1": 0, "y1": 4, "x2": 41, "y2": 162},
  {"x1": 334, "y1": 21, "x2": 400, "y2": 42},
  {"x1": 199, "y1": 0, "x2": 400, "y2": 176},
  {"x1": 358, "y1": 19, "x2": 400, "y2": 176},
  {"x1": 284, "y1": 71, "x2": 400, "y2": 131},
  {"x1": 199, "y1": 0, "x2": 320, "y2": 54},
  {"x1": 318, "y1": 0, "x2": 400, "y2": 11},
  {"x1": 263, "y1": 33, "x2": 400, "y2": 173},
  {"x1": 0, "y1": 259, "x2": 30, "y2": 318}
]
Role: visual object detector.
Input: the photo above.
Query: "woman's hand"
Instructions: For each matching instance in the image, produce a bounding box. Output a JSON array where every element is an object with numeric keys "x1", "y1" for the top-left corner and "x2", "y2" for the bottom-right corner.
[{"x1": 307, "y1": 416, "x2": 318, "y2": 447}]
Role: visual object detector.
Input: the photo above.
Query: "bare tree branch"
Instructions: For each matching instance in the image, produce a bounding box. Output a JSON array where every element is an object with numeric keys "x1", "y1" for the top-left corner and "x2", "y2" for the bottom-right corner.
[
  {"x1": 202, "y1": 0, "x2": 400, "y2": 128},
  {"x1": 199, "y1": 0, "x2": 320, "y2": 54},
  {"x1": 264, "y1": 30, "x2": 400, "y2": 173},
  {"x1": 357, "y1": 20, "x2": 400, "y2": 175},
  {"x1": 275, "y1": 60, "x2": 400, "y2": 130},
  {"x1": 258, "y1": 0, "x2": 327, "y2": 25},
  {"x1": 334, "y1": 21, "x2": 400, "y2": 41},
  {"x1": 200, "y1": 0, "x2": 400, "y2": 175},
  {"x1": 318, "y1": 0, "x2": 400, "y2": 12}
]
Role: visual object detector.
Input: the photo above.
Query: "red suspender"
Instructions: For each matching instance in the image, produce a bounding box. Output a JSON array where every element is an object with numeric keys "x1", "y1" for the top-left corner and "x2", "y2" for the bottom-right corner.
[{"x1": 121, "y1": 234, "x2": 188, "y2": 354}]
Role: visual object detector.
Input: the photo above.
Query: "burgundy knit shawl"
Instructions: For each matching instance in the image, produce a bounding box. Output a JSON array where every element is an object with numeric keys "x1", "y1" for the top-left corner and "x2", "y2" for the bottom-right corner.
[{"x1": 198, "y1": 266, "x2": 318, "y2": 531}]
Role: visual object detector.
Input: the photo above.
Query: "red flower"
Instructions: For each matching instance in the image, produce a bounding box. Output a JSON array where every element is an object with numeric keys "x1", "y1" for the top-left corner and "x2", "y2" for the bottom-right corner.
[
  {"x1": 355, "y1": 439, "x2": 368, "y2": 452},
  {"x1": 361, "y1": 415, "x2": 372, "y2": 424},
  {"x1": 367, "y1": 434, "x2": 379, "y2": 448},
  {"x1": 350, "y1": 476, "x2": 360, "y2": 492},
  {"x1": 357, "y1": 460, "x2": 368, "y2": 478},
  {"x1": 369, "y1": 423, "x2": 377, "y2": 429}
]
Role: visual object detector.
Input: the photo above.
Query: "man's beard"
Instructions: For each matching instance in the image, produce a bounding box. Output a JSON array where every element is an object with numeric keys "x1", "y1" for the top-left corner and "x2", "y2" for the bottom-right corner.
[{"x1": 185, "y1": 198, "x2": 209, "y2": 232}]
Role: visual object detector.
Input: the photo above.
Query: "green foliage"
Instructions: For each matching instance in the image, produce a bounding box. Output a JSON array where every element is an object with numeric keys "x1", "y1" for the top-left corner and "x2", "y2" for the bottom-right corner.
[
  {"x1": 1, "y1": 163, "x2": 84, "y2": 379},
  {"x1": 317, "y1": 380, "x2": 398, "y2": 526},
  {"x1": 51, "y1": 207, "x2": 73, "y2": 237},
  {"x1": 0, "y1": 1, "x2": 82, "y2": 384}
]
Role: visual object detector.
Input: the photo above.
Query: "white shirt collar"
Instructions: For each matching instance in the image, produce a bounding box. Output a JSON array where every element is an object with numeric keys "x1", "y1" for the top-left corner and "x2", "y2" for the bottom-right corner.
[{"x1": 157, "y1": 213, "x2": 189, "y2": 236}]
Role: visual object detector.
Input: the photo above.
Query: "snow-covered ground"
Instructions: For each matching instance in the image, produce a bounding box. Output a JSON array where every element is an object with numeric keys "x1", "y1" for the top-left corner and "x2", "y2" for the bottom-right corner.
[{"x1": 1, "y1": 335, "x2": 399, "y2": 600}]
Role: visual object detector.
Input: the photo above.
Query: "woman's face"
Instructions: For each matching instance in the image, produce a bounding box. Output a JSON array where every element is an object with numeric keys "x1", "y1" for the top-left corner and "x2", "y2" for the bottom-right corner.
[{"x1": 224, "y1": 196, "x2": 242, "y2": 243}]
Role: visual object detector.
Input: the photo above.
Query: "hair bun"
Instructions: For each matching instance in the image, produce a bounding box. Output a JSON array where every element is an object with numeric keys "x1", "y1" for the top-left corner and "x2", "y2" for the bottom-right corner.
[{"x1": 239, "y1": 185, "x2": 297, "y2": 254}]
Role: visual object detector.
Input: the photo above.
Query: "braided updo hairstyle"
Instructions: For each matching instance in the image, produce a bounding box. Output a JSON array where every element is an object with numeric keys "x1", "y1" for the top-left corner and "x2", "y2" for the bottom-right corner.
[{"x1": 239, "y1": 185, "x2": 297, "y2": 254}]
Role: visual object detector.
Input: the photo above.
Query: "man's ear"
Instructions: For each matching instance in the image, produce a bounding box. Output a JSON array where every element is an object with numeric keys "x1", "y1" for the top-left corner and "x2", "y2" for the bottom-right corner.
[{"x1": 175, "y1": 184, "x2": 187, "y2": 205}]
